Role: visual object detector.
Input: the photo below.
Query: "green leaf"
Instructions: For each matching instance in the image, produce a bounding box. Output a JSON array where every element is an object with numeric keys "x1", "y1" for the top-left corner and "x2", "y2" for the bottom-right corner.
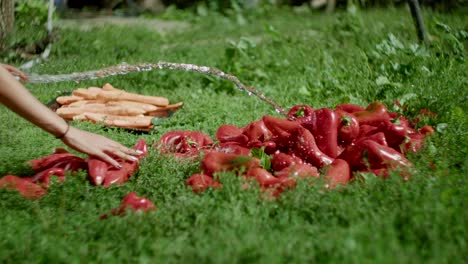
[{"x1": 250, "y1": 147, "x2": 271, "y2": 171}]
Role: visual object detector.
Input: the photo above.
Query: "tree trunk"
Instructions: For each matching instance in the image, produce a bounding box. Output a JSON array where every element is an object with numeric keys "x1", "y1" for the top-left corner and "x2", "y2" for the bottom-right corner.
[{"x1": 0, "y1": 0, "x2": 15, "y2": 51}]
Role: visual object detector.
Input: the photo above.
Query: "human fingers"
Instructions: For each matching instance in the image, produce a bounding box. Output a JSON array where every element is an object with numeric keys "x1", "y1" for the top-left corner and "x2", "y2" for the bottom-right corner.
[
  {"x1": 95, "y1": 152, "x2": 122, "y2": 169},
  {"x1": 16, "y1": 71, "x2": 29, "y2": 82},
  {"x1": 106, "y1": 148, "x2": 139, "y2": 163},
  {"x1": 2, "y1": 64, "x2": 29, "y2": 82}
]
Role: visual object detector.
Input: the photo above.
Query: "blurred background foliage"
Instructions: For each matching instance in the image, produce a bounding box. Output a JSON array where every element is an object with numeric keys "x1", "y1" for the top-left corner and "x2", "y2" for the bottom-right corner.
[{"x1": 0, "y1": 0, "x2": 466, "y2": 62}]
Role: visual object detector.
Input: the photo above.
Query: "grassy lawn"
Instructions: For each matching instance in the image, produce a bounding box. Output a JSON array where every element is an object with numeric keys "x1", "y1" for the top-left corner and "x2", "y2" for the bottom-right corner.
[{"x1": 1, "y1": 6, "x2": 467, "y2": 263}]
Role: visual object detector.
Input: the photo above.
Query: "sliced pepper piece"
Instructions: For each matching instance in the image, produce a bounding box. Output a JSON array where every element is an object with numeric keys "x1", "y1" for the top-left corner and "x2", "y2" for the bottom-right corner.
[
  {"x1": 0, "y1": 175, "x2": 47, "y2": 199},
  {"x1": 186, "y1": 173, "x2": 222, "y2": 193}
]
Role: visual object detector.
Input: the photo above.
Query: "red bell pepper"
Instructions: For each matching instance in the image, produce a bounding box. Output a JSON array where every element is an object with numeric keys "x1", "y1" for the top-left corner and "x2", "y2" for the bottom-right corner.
[
  {"x1": 271, "y1": 153, "x2": 304, "y2": 172},
  {"x1": 262, "y1": 115, "x2": 302, "y2": 143},
  {"x1": 364, "y1": 140, "x2": 413, "y2": 169},
  {"x1": 289, "y1": 127, "x2": 334, "y2": 168},
  {"x1": 286, "y1": 104, "x2": 315, "y2": 130},
  {"x1": 376, "y1": 119, "x2": 410, "y2": 150},
  {"x1": 338, "y1": 139, "x2": 412, "y2": 171},
  {"x1": 310, "y1": 108, "x2": 339, "y2": 158},
  {"x1": 358, "y1": 124, "x2": 379, "y2": 138},
  {"x1": 186, "y1": 173, "x2": 222, "y2": 193},
  {"x1": 0, "y1": 175, "x2": 47, "y2": 199},
  {"x1": 337, "y1": 110, "x2": 360, "y2": 146},
  {"x1": 353, "y1": 102, "x2": 391, "y2": 126},
  {"x1": 245, "y1": 167, "x2": 281, "y2": 188},
  {"x1": 216, "y1": 124, "x2": 249, "y2": 145},
  {"x1": 215, "y1": 142, "x2": 251, "y2": 156},
  {"x1": 201, "y1": 152, "x2": 261, "y2": 177},
  {"x1": 275, "y1": 162, "x2": 319, "y2": 180},
  {"x1": 242, "y1": 120, "x2": 272, "y2": 145},
  {"x1": 358, "y1": 132, "x2": 388, "y2": 147},
  {"x1": 324, "y1": 159, "x2": 351, "y2": 189},
  {"x1": 335, "y1": 103, "x2": 365, "y2": 113}
]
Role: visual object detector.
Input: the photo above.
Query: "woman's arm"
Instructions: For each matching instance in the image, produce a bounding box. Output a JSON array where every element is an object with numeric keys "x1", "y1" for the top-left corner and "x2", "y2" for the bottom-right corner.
[{"x1": 0, "y1": 65, "x2": 140, "y2": 168}]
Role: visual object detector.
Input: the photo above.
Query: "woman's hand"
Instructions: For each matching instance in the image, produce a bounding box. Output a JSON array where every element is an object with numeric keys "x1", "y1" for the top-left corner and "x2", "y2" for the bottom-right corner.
[
  {"x1": 60, "y1": 126, "x2": 142, "y2": 168},
  {"x1": 0, "y1": 64, "x2": 29, "y2": 82}
]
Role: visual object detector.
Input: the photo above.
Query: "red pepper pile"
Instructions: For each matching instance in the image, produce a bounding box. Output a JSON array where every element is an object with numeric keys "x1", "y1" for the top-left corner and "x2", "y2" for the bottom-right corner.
[
  {"x1": 156, "y1": 102, "x2": 434, "y2": 197},
  {"x1": 0, "y1": 139, "x2": 148, "y2": 199}
]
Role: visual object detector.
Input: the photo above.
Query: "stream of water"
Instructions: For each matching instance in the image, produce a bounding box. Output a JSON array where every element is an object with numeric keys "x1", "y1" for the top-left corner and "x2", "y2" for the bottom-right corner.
[{"x1": 27, "y1": 61, "x2": 287, "y2": 115}]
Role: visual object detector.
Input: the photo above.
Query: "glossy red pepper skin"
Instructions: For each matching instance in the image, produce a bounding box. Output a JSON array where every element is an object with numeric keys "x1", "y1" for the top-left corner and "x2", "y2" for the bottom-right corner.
[
  {"x1": 216, "y1": 124, "x2": 249, "y2": 145},
  {"x1": 157, "y1": 131, "x2": 189, "y2": 152},
  {"x1": 262, "y1": 115, "x2": 302, "y2": 142},
  {"x1": 286, "y1": 105, "x2": 315, "y2": 130},
  {"x1": 186, "y1": 173, "x2": 222, "y2": 193},
  {"x1": 29, "y1": 153, "x2": 87, "y2": 172},
  {"x1": 353, "y1": 102, "x2": 391, "y2": 126},
  {"x1": 0, "y1": 175, "x2": 47, "y2": 199},
  {"x1": 376, "y1": 120, "x2": 409, "y2": 150},
  {"x1": 133, "y1": 138, "x2": 148, "y2": 158},
  {"x1": 88, "y1": 158, "x2": 108, "y2": 186},
  {"x1": 245, "y1": 167, "x2": 281, "y2": 188},
  {"x1": 290, "y1": 127, "x2": 334, "y2": 169},
  {"x1": 364, "y1": 140, "x2": 413, "y2": 169},
  {"x1": 358, "y1": 132, "x2": 388, "y2": 147},
  {"x1": 201, "y1": 152, "x2": 261, "y2": 177},
  {"x1": 101, "y1": 192, "x2": 157, "y2": 219},
  {"x1": 28, "y1": 167, "x2": 66, "y2": 187},
  {"x1": 336, "y1": 110, "x2": 360, "y2": 146},
  {"x1": 358, "y1": 124, "x2": 379, "y2": 138},
  {"x1": 324, "y1": 159, "x2": 351, "y2": 189},
  {"x1": 335, "y1": 103, "x2": 365, "y2": 113},
  {"x1": 102, "y1": 139, "x2": 148, "y2": 187},
  {"x1": 103, "y1": 163, "x2": 132, "y2": 187},
  {"x1": 271, "y1": 153, "x2": 304, "y2": 172},
  {"x1": 242, "y1": 120, "x2": 272, "y2": 146},
  {"x1": 275, "y1": 163, "x2": 319, "y2": 180},
  {"x1": 120, "y1": 192, "x2": 156, "y2": 212},
  {"x1": 215, "y1": 142, "x2": 251, "y2": 156},
  {"x1": 311, "y1": 108, "x2": 339, "y2": 158},
  {"x1": 338, "y1": 139, "x2": 412, "y2": 171},
  {"x1": 29, "y1": 152, "x2": 74, "y2": 171}
]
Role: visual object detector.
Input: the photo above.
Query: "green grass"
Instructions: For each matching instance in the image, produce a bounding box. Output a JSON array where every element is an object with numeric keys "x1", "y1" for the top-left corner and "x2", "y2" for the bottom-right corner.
[{"x1": 1, "y1": 7, "x2": 467, "y2": 263}]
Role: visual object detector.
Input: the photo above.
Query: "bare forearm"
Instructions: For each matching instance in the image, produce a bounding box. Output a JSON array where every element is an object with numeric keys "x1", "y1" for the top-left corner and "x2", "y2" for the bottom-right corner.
[{"x1": 0, "y1": 66, "x2": 68, "y2": 137}]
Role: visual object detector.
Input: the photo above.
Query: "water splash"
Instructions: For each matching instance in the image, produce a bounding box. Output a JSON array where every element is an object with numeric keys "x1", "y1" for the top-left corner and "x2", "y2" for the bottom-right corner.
[{"x1": 27, "y1": 61, "x2": 287, "y2": 116}]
